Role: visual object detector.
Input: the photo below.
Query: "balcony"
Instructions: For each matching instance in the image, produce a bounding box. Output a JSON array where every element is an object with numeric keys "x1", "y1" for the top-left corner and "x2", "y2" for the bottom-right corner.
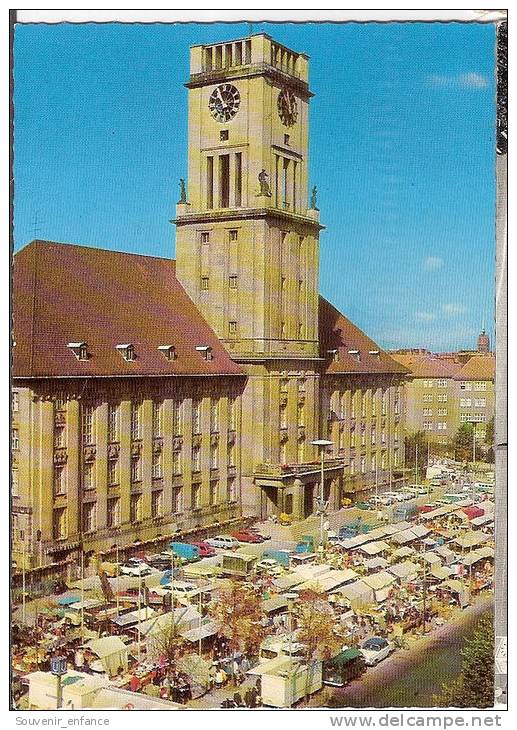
[{"x1": 254, "y1": 458, "x2": 347, "y2": 479}]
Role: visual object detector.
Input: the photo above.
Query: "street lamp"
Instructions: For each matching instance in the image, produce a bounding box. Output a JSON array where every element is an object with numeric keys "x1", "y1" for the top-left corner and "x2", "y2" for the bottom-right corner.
[
  {"x1": 50, "y1": 653, "x2": 67, "y2": 709},
  {"x1": 311, "y1": 439, "x2": 334, "y2": 552}
]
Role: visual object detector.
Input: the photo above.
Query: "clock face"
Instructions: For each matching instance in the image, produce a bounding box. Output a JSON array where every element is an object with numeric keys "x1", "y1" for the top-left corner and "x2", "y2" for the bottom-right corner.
[
  {"x1": 209, "y1": 84, "x2": 241, "y2": 123},
  {"x1": 277, "y1": 88, "x2": 298, "y2": 127}
]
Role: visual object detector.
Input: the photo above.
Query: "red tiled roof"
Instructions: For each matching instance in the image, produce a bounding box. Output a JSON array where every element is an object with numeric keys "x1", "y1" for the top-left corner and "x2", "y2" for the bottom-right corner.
[
  {"x1": 455, "y1": 354, "x2": 495, "y2": 381},
  {"x1": 319, "y1": 297, "x2": 408, "y2": 376},
  {"x1": 389, "y1": 353, "x2": 461, "y2": 379},
  {"x1": 13, "y1": 241, "x2": 244, "y2": 378}
]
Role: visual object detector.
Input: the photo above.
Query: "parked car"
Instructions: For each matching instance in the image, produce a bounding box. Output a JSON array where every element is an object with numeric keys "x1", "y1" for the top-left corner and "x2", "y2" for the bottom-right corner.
[
  {"x1": 160, "y1": 580, "x2": 201, "y2": 601},
  {"x1": 355, "y1": 502, "x2": 372, "y2": 511},
  {"x1": 190, "y1": 541, "x2": 217, "y2": 558},
  {"x1": 205, "y1": 535, "x2": 240, "y2": 550},
  {"x1": 147, "y1": 552, "x2": 175, "y2": 570},
  {"x1": 360, "y1": 636, "x2": 394, "y2": 666},
  {"x1": 262, "y1": 549, "x2": 292, "y2": 567},
  {"x1": 255, "y1": 558, "x2": 285, "y2": 576},
  {"x1": 119, "y1": 558, "x2": 152, "y2": 577},
  {"x1": 246, "y1": 526, "x2": 271, "y2": 541},
  {"x1": 231, "y1": 530, "x2": 265, "y2": 544}
]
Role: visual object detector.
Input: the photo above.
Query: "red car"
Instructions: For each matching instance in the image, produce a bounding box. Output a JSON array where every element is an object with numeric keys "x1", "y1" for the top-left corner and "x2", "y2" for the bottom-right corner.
[
  {"x1": 191, "y1": 541, "x2": 217, "y2": 558},
  {"x1": 231, "y1": 530, "x2": 265, "y2": 544},
  {"x1": 418, "y1": 504, "x2": 435, "y2": 514}
]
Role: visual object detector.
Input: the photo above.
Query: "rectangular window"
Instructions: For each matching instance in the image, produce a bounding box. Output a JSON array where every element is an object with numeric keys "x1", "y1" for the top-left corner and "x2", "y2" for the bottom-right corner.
[
  {"x1": 361, "y1": 426, "x2": 366, "y2": 446},
  {"x1": 153, "y1": 401, "x2": 162, "y2": 437},
  {"x1": 279, "y1": 440, "x2": 287, "y2": 465},
  {"x1": 245, "y1": 39, "x2": 251, "y2": 64},
  {"x1": 351, "y1": 395, "x2": 356, "y2": 419},
  {"x1": 201, "y1": 276, "x2": 209, "y2": 290},
  {"x1": 108, "y1": 404, "x2": 119, "y2": 442},
  {"x1": 474, "y1": 381, "x2": 487, "y2": 391},
  {"x1": 474, "y1": 398, "x2": 486, "y2": 407},
  {"x1": 201, "y1": 231, "x2": 210, "y2": 244},
  {"x1": 210, "y1": 399, "x2": 219, "y2": 432},
  {"x1": 371, "y1": 454, "x2": 377, "y2": 472},
  {"x1": 192, "y1": 399, "x2": 202, "y2": 434},
  {"x1": 172, "y1": 401, "x2": 182, "y2": 435},
  {"x1": 53, "y1": 465, "x2": 66, "y2": 496},
  {"x1": 172, "y1": 486, "x2": 183, "y2": 513},
  {"x1": 361, "y1": 393, "x2": 367, "y2": 418},
  {"x1": 12, "y1": 468, "x2": 19, "y2": 497},
  {"x1": 299, "y1": 378, "x2": 306, "y2": 393},
  {"x1": 215, "y1": 45, "x2": 223, "y2": 69},
  {"x1": 282, "y1": 157, "x2": 290, "y2": 208},
  {"x1": 235, "y1": 42, "x2": 242, "y2": 65},
  {"x1": 423, "y1": 422, "x2": 434, "y2": 431},
  {"x1": 234, "y1": 153, "x2": 242, "y2": 207},
  {"x1": 460, "y1": 398, "x2": 472, "y2": 408},
  {"x1": 437, "y1": 408, "x2": 448, "y2": 416},
  {"x1": 381, "y1": 391, "x2": 388, "y2": 415},
  {"x1": 192, "y1": 446, "x2": 201, "y2": 472},
  {"x1": 228, "y1": 478, "x2": 237, "y2": 502},
  {"x1": 207, "y1": 156, "x2": 214, "y2": 208},
  {"x1": 460, "y1": 381, "x2": 472, "y2": 391},
  {"x1": 280, "y1": 404, "x2": 287, "y2": 429},
  {"x1": 210, "y1": 443, "x2": 218, "y2": 470},
  {"x1": 229, "y1": 275, "x2": 238, "y2": 289},
  {"x1": 423, "y1": 394, "x2": 433, "y2": 403},
  {"x1": 298, "y1": 402, "x2": 305, "y2": 426},
  {"x1": 229, "y1": 320, "x2": 237, "y2": 336},
  {"x1": 131, "y1": 403, "x2": 141, "y2": 440},
  {"x1": 107, "y1": 497, "x2": 120, "y2": 528},
  {"x1": 350, "y1": 428, "x2": 356, "y2": 448},
  {"x1": 131, "y1": 456, "x2": 141, "y2": 483},
  {"x1": 436, "y1": 379, "x2": 447, "y2": 388},
  {"x1": 280, "y1": 377, "x2": 288, "y2": 393},
  {"x1": 219, "y1": 154, "x2": 230, "y2": 208},
  {"x1": 297, "y1": 439, "x2": 305, "y2": 463},
  {"x1": 394, "y1": 427, "x2": 399, "y2": 442},
  {"x1": 172, "y1": 449, "x2": 182, "y2": 476},
  {"x1": 371, "y1": 427, "x2": 376, "y2": 445},
  {"x1": 350, "y1": 458, "x2": 355, "y2": 475},
  {"x1": 228, "y1": 443, "x2": 235, "y2": 467},
  {"x1": 437, "y1": 394, "x2": 448, "y2": 403},
  {"x1": 152, "y1": 451, "x2": 163, "y2": 479},
  {"x1": 151, "y1": 490, "x2": 163, "y2": 518},
  {"x1": 229, "y1": 229, "x2": 238, "y2": 241},
  {"x1": 191, "y1": 483, "x2": 201, "y2": 509},
  {"x1": 130, "y1": 493, "x2": 142, "y2": 522},
  {"x1": 81, "y1": 405, "x2": 94, "y2": 445},
  {"x1": 209, "y1": 480, "x2": 218, "y2": 505},
  {"x1": 53, "y1": 507, "x2": 67, "y2": 540},
  {"x1": 82, "y1": 502, "x2": 97, "y2": 533},
  {"x1": 423, "y1": 408, "x2": 433, "y2": 416},
  {"x1": 12, "y1": 390, "x2": 19, "y2": 412},
  {"x1": 83, "y1": 461, "x2": 95, "y2": 491},
  {"x1": 108, "y1": 458, "x2": 118, "y2": 486}
]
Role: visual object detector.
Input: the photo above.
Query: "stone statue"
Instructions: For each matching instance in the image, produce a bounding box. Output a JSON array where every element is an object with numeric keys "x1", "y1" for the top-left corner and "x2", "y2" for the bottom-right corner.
[
  {"x1": 310, "y1": 185, "x2": 318, "y2": 210},
  {"x1": 178, "y1": 178, "x2": 187, "y2": 204},
  {"x1": 258, "y1": 169, "x2": 272, "y2": 197}
]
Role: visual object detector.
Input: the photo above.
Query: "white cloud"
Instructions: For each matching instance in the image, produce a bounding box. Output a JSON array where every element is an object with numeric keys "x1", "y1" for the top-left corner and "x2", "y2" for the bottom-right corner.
[
  {"x1": 426, "y1": 72, "x2": 490, "y2": 89},
  {"x1": 423, "y1": 256, "x2": 444, "y2": 271},
  {"x1": 415, "y1": 311, "x2": 436, "y2": 322},
  {"x1": 442, "y1": 303, "x2": 467, "y2": 315}
]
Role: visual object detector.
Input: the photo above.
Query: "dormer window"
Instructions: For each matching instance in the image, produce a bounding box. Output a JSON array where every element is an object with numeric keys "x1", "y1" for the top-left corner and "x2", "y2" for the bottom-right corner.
[
  {"x1": 327, "y1": 348, "x2": 339, "y2": 362},
  {"x1": 116, "y1": 344, "x2": 136, "y2": 362},
  {"x1": 348, "y1": 349, "x2": 361, "y2": 362},
  {"x1": 68, "y1": 342, "x2": 89, "y2": 361},
  {"x1": 369, "y1": 350, "x2": 380, "y2": 359},
  {"x1": 158, "y1": 345, "x2": 176, "y2": 361},
  {"x1": 196, "y1": 345, "x2": 213, "y2": 361}
]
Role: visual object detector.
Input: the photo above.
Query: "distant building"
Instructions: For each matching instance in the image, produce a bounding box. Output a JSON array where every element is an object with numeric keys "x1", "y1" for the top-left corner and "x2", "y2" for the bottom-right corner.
[{"x1": 477, "y1": 329, "x2": 491, "y2": 353}]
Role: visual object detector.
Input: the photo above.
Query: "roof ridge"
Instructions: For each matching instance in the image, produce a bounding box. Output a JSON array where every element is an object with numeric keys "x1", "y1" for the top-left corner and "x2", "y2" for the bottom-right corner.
[{"x1": 16, "y1": 239, "x2": 174, "y2": 263}]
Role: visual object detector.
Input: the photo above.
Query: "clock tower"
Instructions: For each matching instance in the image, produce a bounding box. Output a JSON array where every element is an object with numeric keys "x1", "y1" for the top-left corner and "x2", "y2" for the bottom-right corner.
[{"x1": 174, "y1": 34, "x2": 325, "y2": 515}]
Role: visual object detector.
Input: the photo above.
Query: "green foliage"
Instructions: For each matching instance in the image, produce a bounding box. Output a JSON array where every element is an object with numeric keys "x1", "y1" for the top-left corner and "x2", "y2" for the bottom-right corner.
[
  {"x1": 453, "y1": 423, "x2": 474, "y2": 462},
  {"x1": 404, "y1": 431, "x2": 428, "y2": 473},
  {"x1": 433, "y1": 613, "x2": 494, "y2": 708}
]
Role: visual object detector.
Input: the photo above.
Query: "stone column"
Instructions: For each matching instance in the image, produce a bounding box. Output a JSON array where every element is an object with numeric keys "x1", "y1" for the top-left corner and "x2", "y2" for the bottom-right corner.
[
  {"x1": 119, "y1": 400, "x2": 131, "y2": 524},
  {"x1": 292, "y1": 478, "x2": 305, "y2": 520}
]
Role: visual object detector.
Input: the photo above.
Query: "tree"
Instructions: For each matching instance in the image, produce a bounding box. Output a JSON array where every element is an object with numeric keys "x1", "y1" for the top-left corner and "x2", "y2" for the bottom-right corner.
[
  {"x1": 433, "y1": 612, "x2": 494, "y2": 708},
  {"x1": 295, "y1": 588, "x2": 341, "y2": 704},
  {"x1": 453, "y1": 423, "x2": 474, "y2": 462},
  {"x1": 404, "y1": 431, "x2": 428, "y2": 474},
  {"x1": 484, "y1": 417, "x2": 495, "y2": 463},
  {"x1": 209, "y1": 580, "x2": 267, "y2": 660},
  {"x1": 148, "y1": 613, "x2": 188, "y2": 679}
]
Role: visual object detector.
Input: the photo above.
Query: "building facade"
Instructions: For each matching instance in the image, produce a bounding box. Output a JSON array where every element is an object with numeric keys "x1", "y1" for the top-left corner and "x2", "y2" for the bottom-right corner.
[{"x1": 12, "y1": 33, "x2": 407, "y2": 569}]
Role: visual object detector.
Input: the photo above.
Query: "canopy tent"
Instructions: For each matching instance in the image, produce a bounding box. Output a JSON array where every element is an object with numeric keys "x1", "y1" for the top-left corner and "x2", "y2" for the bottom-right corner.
[
  {"x1": 383, "y1": 521, "x2": 413, "y2": 535},
  {"x1": 388, "y1": 561, "x2": 420, "y2": 582},
  {"x1": 111, "y1": 607, "x2": 156, "y2": 628},
  {"x1": 390, "y1": 530, "x2": 417, "y2": 545},
  {"x1": 57, "y1": 596, "x2": 80, "y2": 606},
  {"x1": 440, "y1": 579, "x2": 470, "y2": 606},
  {"x1": 430, "y1": 565, "x2": 455, "y2": 580},
  {"x1": 364, "y1": 557, "x2": 390, "y2": 571},
  {"x1": 337, "y1": 580, "x2": 375, "y2": 609},
  {"x1": 67, "y1": 599, "x2": 105, "y2": 611},
  {"x1": 361, "y1": 571, "x2": 397, "y2": 602},
  {"x1": 339, "y1": 534, "x2": 374, "y2": 550},
  {"x1": 420, "y1": 552, "x2": 442, "y2": 566},
  {"x1": 262, "y1": 596, "x2": 289, "y2": 614},
  {"x1": 392, "y1": 546, "x2": 416, "y2": 559},
  {"x1": 181, "y1": 620, "x2": 219, "y2": 643},
  {"x1": 273, "y1": 573, "x2": 305, "y2": 590},
  {"x1": 295, "y1": 569, "x2": 358, "y2": 594},
  {"x1": 476, "y1": 546, "x2": 495, "y2": 559},
  {"x1": 419, "y1": 505, "x2": 457, "y2": 520},
  {"x1": 459, "y1": 551, "x2": 487, "y2": 567},
  {"x1": 84, "y1": 636, "x2": 128, "y2": 676},
  {"x1": 476, "y1": 500, "x2": 494, "y2": 514},
  {"x1": 470, "y1": 515, "x2": 493, "y2": 528},
  {"x1": 363, "y1": 527, "x2": 390, "y2": 541},
  {"x1": 139, "y1": 606, "x2": 199, "y2": 638},
  {"x1": 452, "y1": 531, "x2": 489, "y2": 550},
  {"x1": 410, "y1": 524, "x2": 430, "y2": 539},
  {"x1": 359, "y1": 541, "x2": 391, "y2": 556},
  {"x1": 462, "y1": 506, "x2": 485, "y2": 520},
  {"x1": 292, "y1": 563, "x2": 333, "y2": 580},
  {"x1": 433, "y1": 546, "x2": 456, "y2": 565}
]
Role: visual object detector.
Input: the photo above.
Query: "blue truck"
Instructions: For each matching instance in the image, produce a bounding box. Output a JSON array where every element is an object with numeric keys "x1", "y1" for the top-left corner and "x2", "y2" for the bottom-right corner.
[
  {"x1": 262, "y1": 549, "x2": 292, "y2": 567},
  {"x1": 169, "y1": 542, "x2": 201, "y2": 563}
]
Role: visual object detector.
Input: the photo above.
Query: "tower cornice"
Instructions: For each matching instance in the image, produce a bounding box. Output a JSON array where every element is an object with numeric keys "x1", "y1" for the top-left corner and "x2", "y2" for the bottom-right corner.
[
  {"x1": 171, "y1": 207, "x2": 324, "y2": 231},
  {"x1": 186, "y1": 63, "x2": 313, "y2": 100}
]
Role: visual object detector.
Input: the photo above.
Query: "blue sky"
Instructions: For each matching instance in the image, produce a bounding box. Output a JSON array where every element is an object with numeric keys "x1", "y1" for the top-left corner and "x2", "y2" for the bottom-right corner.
[{"x1": 13, "y1": 21, "x2": 496, "y2": 351}]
